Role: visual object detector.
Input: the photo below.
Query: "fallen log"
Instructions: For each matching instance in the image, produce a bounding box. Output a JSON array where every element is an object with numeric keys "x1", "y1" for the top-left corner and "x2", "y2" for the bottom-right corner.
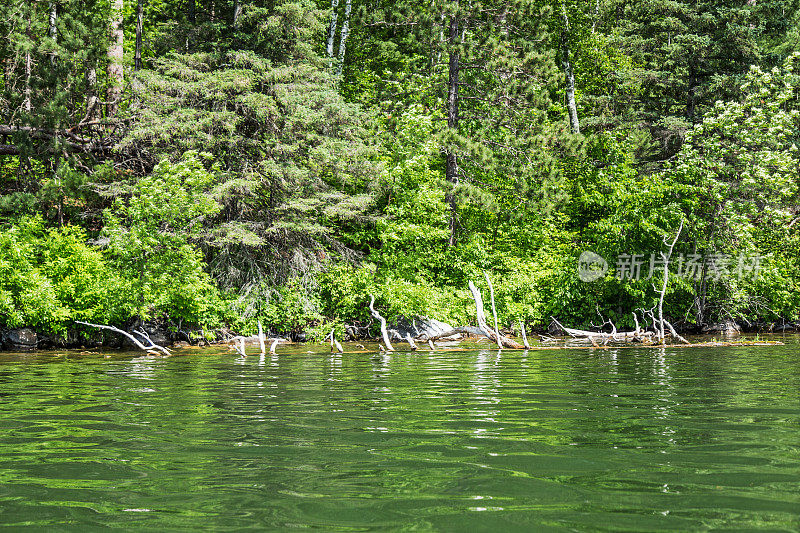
[
  {"x1": 551, "y1": 317, "x2": 653, "y2": 342},
  {"x1": 422, "y1": 326, "x2": 481, "y2": 341},
  {"x1": 551, "y1": 316, "x2": 695, "y2": 345}
]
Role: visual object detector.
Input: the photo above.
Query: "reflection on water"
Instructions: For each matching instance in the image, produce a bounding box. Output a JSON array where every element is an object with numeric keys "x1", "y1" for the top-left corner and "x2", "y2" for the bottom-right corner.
[{"x1": 0, "y1": 338, "x2": 798, "y2": 531}]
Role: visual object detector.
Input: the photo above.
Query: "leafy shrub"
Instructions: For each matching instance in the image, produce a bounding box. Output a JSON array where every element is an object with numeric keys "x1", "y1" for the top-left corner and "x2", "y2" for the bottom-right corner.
[{"x1": 0, "y1": 217, "x2": 128, "y2": 334}]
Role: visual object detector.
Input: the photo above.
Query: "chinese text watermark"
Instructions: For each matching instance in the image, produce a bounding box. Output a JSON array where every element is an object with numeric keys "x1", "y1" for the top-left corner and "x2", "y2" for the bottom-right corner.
[{"x1": 579, "y1": 251, "x2": 762, "y2": 282}]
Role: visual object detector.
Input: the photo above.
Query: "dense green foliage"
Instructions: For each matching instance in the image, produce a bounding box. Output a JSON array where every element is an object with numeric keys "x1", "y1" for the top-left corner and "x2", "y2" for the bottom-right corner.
[{"x1": 1, "y1": 0, "x2": 798, "y2": 341}]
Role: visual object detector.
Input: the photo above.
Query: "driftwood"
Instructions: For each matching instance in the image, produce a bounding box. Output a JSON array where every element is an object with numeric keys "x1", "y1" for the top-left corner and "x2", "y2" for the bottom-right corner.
[
  {"x1": 551, "y1": 317, "x2": 653, "y2": 344},
  {"x1": 421, "y1": 326, "x2": 478, "y2": 341},
  {"x1": 664, "y1": 319, "x2": 690, "y2": 344},
  {"x1": 519, "y1": 319, "x2": 531, "y2": 349},
  {"x1": 484, "y1": 272, "x2": 502, "y2": 349},
  {"x1": 328, "y1": 328, "x2": 343, "y2": 353},
  {"x1": 258, "y1": 321, "x2": 266, "y2": 356},
  {"x1": 550, "y1": 313, "x2": 692, "y2": 345},
  {"x1": 269, "y1": 338, "x2": 280, "y2": 355},
  {"x1": 233, "y1": 336, "x2": 247, "y2": 357},
  {"x1": 657, "y1": 220, "x2": 683, "y2": 343},
  {"x1": 467, "y1": 281, "x2": 523, "y2": 349},
  {"x1": 75, "y1": 321, "x2": 171, "y2": 356},
  {"x1": 405, "y1": 333, "x2": 419, "y2": 350},
  {"x1": 369, "y1": 295, "x2": 394, "y2": 351}
]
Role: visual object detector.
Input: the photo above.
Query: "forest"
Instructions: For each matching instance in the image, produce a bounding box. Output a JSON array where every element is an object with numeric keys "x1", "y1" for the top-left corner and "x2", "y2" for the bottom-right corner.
[{"x1": 1, "y1": 0, "x2": 799, "y2": 346}]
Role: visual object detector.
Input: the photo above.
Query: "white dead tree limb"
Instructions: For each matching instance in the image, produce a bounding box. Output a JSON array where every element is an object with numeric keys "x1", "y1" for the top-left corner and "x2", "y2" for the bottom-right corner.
[
  {"x1": 369, "y1": 295, "x2": 394, "y2": 351},
  {"x1": 258, "y1": 320, "x2": 266, "y2": 356},
  {"x1": 405, "y1": 333, "x2": 419, "y2": 351},
  {"x1": 519, "y1": 319, "x2": 531, "y2": 349},
  {"x1": 468, "y1": 282, "x2": 523, "y2": 349},
  {"x1": 232, "y1": 336, "x2": 246, "y2": 357},
  {"x1": 484, "y1": 271, "x2": 503, "y2": 349},
  {"x1": 658, "y1": 220, "x2": 683, "y2": 343},
  {"x1": 428, "y1": 339, "x2": 435, "y2": 350},
  {"x1": 664, "y1": 319, "x2": 690, "y2": 344},
  {"x1": 76, "y1": 321, "x2": 171, "y2": 356},
  {"x1": 269, "y1": 338, "x2": 280, "y2": 355},
  {"x1": 328, "y1": 328, "x2": 343, "y2": 353},
  {"x1": 550, "y1": 317, "x2": 652, "y2": 343}
]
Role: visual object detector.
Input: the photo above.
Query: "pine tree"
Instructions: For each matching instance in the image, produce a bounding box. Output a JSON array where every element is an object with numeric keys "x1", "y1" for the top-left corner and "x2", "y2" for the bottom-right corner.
[{"x1": 609, "y1": 0, "x2": 761, "y2": 154}]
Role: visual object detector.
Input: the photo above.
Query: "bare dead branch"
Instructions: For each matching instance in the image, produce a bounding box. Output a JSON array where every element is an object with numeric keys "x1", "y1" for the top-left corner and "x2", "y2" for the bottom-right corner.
[{"x1": 76, "y1": 321, "x2": 171, "y2": 356}]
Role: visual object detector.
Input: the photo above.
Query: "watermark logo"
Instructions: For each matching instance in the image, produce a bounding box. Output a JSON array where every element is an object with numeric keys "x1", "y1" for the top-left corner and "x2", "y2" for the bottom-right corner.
[
  {"x1": 578, "y1": 250, "x2": 609, "y2": 282},
  {"x1": 578, "y1": 251, "x2": 762, "y2": 282}
]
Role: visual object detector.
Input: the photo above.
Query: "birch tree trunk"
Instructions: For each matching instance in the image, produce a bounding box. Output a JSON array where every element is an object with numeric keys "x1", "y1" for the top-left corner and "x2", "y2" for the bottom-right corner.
[
  {"x1": 135, "y1": 0, "x2": 144, "y2": 72},
  {"x1": 232, "y1": 0, "x2": 242, "y2": 28},
  {"x1": 334, "y1": 0, "x2": 351, "y2": 77},
  {"x1": 24, "y1": 52, "x2": 32, "y2": 113},
  {"x1": 49, "y1": 2, "x2": 58, "y2": 65},
  {"x1": 561, "y1": 6, "x2": 580, "y2": 135},
  {"x1": 24, "y1": 13, "x2": 32, "y2": 113},
  {"x1": 107, "y1": 0, "x2": 124, "y2": 118},
  {"x1": 326, "y1": 0, "x2": 340, "y2": 70}
]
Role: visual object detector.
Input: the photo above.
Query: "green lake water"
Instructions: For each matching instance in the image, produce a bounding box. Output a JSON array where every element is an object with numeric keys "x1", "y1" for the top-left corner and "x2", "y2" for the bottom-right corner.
[{"x1": 0, "y1": 338, "x2": 798, "y2": 531}]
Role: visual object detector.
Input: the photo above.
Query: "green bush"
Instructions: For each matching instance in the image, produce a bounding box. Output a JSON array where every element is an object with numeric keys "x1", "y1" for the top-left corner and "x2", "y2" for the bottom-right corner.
[{"x1": 0, "y1": 217, "x2": 128, "y2": 334}]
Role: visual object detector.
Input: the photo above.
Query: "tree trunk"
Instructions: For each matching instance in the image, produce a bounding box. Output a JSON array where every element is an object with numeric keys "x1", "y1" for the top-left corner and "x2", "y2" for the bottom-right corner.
[
  {"x1": 445, "y1": 15, "x2": 460, "y2": 247},
  {"x1": 561, "y1": 7, "x2": 580, "y2": 135},
  {"x1": 135, "y1": 0, "x2": 144, "y2": 72},
  {"x1": 687, "y1": 60, "x2": 697, "y2": 120},
  {"x1": 49, "y1": 2, "x2": 58, "y2": 65},
  {"x1": 335, "y1": 0, "x2": 351, "y2": 77},
  {"x1": 85, "y1": 65, "x2": 101, "y2": 123},
  {"x1": 107, "y1": 0, "x2": 124, "y2": 118},
  {"x1": 326, "y1": 0, "x2": 340, "y2": 70},
  {"x1": 24, "y1": 13, "x2": 32, "y2": 113},
  {"x1": 24, "y1": 52, "x2": 32, "y2": 113},
  {"x1": 232, "y1": 0, "x2": 241, "y2": 28},
  {"x1": 434, "y1": 11, "x2": 446, "y2": 67}
]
